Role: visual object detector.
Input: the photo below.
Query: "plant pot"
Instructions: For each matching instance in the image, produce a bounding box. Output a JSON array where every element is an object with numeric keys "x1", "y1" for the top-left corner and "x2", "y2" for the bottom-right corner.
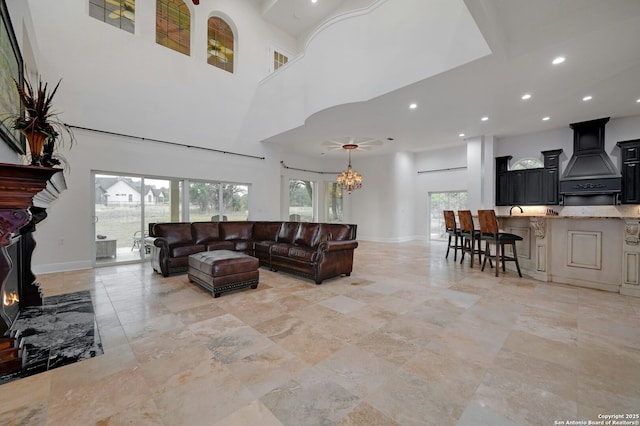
[{"x1": 21, "y1": 130, "x2": 47, "y2": 166}]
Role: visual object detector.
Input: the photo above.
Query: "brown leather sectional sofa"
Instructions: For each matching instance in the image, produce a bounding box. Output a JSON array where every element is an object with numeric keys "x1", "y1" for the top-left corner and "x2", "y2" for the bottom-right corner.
[{"x1": 149, "y1": 221, "x2": 358, "y2": 284}]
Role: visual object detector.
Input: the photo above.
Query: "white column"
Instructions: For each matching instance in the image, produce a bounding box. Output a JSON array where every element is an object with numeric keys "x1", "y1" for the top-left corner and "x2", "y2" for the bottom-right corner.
[
  {"x1": 483, "y1": 136, "x2": 496, "y2": 208},
  {"x1": 467, "y1": 135, "x2": 496, "y2": 211}
]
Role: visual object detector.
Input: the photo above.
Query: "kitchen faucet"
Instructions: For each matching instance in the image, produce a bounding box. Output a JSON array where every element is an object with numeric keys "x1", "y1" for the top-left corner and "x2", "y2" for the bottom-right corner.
[{"x1": 509, "y1": 205, "x2": 523, "y2": 216}]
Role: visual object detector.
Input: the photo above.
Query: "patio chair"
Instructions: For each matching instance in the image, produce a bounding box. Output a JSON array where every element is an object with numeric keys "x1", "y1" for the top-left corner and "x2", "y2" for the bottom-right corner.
[{"x1": 132, "y1": 230, "x2": 150, "y2": 253}]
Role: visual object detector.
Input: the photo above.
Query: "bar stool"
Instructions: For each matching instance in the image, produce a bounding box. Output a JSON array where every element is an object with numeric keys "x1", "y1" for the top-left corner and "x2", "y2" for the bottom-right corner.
[
  {"x1": 477, "y1": 209, "x2": 523, "y2": 277},
  {"x1": 458, "y1": 210, "x2": 484, "y2": 267},
  {"x1": 443, "y1": 210, "x2": 463, "y2": 261}
]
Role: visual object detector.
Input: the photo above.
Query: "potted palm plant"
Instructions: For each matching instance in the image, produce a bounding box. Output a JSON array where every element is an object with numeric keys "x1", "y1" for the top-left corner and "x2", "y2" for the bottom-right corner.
[{"x1": 9, "y1": 77, "x2": 73, "y2": 166}]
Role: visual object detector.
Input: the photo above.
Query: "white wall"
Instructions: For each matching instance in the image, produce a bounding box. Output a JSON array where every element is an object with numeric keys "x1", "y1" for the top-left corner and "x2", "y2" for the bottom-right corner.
[
  {"x1": 350, "y1": 152, "x2": 418, "y2": 242},
  {"x1": 10, "y1": 0, "x2": 295, "y2": 273},
  {"x1": 414, "y1": 145, "x2": 468, "y2": 238},
  {"x1": 31, "y1": 130, "x2": 282, "y2": 273}
]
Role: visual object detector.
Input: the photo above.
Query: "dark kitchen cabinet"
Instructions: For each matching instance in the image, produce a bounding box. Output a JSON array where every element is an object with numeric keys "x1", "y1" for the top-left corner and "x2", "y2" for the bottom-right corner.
[
  {"x1": 495, "y1": 156, "x2": 511, "y2": 206},
  {"x1": 617, "y1": 140, "x2": 640, "y2": 204},
  {"x1": 542, "y1": 169, "x2": 559, "y2": 204},
  {"x1": 541, "y1": 149, "x2": 562, "y2": 205},
  {"x1": 495, "y1": 150, "x2": 562, "y2": 206}
]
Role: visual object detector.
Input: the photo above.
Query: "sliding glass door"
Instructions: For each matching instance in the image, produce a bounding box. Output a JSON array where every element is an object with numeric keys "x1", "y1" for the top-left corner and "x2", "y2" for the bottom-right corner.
[
  {"x1": 93, "y1": 173, "x2": 181, "y2": 265},
  {"x1": 429, "y1": 191, "x2": 468, "y2": 241},
  {"x1": 93, "y1": 173, "x2": 249, "y2": 265}
]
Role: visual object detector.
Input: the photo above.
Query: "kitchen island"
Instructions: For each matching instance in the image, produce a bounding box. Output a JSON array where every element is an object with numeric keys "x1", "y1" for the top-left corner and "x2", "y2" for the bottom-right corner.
[{"x1": 496, "y1": 212, "x2": 640, "y2": 297}]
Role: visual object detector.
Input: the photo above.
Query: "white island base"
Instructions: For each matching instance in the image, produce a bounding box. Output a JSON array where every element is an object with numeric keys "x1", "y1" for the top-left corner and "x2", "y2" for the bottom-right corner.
[{"x1": 497, "y1": 215, "x2": 640, "y2": 298}]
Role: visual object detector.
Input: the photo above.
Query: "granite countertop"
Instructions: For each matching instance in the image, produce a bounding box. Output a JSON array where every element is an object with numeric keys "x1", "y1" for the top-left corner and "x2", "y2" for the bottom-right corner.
[{"x1": 498, "y1": 215, "x2": 640, "y2": 220}]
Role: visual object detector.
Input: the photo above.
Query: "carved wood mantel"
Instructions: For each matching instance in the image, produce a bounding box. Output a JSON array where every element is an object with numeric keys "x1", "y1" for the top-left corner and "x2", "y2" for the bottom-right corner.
[{"x1": 0, "y1": 163, "x2": 61, "y2": 243}]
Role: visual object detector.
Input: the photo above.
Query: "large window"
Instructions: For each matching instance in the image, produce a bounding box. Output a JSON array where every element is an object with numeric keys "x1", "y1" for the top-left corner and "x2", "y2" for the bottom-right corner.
[
  {"x1": 94, "y1": 173, "x2": 181, "y2": 265},
  {"x1": 89, "y1": 0, "x2": 135, "y2": 33},
  {"x1": 207, "y1": 17, "x2": 234, "y2": 73},
  {"x1": 156, "y1": 0, "x2": 190, "y2": 56},
  {"x1": 324, "y1": 182, "x2": 343, "y2": 223},
  {"x1": 189, "y1": 181, "x2": 249, "y2": 222},
  {"x1": 429, "y1": 191, "x2": 467, "y2": 241},
  {"x1": 94, "y1": 172, "x2": 249, "y2": 266},
  {"x1": 289, "y1": 179, "x2": 314, "y2": 222}
]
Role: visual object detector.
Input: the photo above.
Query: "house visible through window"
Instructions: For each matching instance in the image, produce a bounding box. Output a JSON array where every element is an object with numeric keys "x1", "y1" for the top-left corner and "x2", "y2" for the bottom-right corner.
[
  {"x1": 89, "y1": 0, "x2": 135, "y2": 33},
  {"x1": 156, "y1": 0, "x2": 191, "y2": 56},
  {"x1": 274, "y1": 50, "x2": 288, "y2": 71},
  {"x1": 207, "y1": 17, "x2": 234, "y2": 73}
]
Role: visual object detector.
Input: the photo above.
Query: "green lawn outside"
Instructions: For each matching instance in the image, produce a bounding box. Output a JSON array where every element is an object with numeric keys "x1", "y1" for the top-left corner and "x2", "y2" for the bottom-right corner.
[{"x1": 95, "y1": 204, "x2": 248, "y2": 250}]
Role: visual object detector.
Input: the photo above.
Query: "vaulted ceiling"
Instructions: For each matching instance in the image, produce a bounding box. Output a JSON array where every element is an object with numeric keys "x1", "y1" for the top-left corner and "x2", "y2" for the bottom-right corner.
[{"x1": 255, "y1": 0, "x2": 640, "y2": 158}]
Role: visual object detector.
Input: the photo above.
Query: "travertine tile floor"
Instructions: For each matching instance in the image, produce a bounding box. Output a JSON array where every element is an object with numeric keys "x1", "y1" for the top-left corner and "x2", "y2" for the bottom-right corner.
[{"x1": 1, "y1": 240, "x2": 639, "y2": 425}]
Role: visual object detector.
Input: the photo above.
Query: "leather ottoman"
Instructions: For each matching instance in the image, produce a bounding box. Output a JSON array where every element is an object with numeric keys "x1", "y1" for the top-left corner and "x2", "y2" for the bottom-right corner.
[{"x1": 188, "y1": 250, "x2": 259, "y2": 298}]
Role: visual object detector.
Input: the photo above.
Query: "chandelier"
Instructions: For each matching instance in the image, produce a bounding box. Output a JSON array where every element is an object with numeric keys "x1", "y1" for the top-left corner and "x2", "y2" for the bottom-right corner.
[{"x1": 336, "y1": 144, "x2": 363, "y2": 194}]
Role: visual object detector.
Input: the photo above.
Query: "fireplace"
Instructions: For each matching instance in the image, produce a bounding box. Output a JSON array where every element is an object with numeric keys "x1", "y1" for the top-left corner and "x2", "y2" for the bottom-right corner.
[
  {"x1": 0, "y1": 163, "x2": 65, "y2": 375},
  {"x1": 0, "y1": 235, "x2": 21, "y2": 335}
]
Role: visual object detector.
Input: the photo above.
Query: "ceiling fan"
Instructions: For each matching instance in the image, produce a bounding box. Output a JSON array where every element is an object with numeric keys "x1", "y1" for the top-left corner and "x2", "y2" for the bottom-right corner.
[
  {"x1": 208, "y1": 39, "x2": 233, "y2": 62},
  {"x1": 321, "y1": 136, "x2": 383, "y2": 153},
  {"x1": 106, "y1": 0, "x2": 135, "y2": 21}
]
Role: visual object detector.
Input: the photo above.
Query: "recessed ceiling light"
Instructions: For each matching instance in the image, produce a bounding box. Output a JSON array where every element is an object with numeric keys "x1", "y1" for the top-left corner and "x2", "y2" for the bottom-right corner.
[
  {"x1": 552, "y1": 56, "x2": 565, "y2": 65},
  {"x1": 582, "y1": 95, "x2": 593, "y2": 101},
  {"x1": 311, "y1": 0, "x2": 318, "y2": 3},
  {"x1": 481, "y1": 116, "x2": 489, "y2": 121},
  {"x1": 409, "y1": 103, "x2": 418, "y2": 109},
  {"x1": 542, "y1": 116, "x2": 550, "y2": 121},
  {"x1": 521, "y1": 94, "x2": 532, "y2": 100},
  {"x1": 636, "y1": 98, "x2": 640, "y2": 103},
  {"x1": 459, "y1": 133, "x2": 465, "y2": 137}
]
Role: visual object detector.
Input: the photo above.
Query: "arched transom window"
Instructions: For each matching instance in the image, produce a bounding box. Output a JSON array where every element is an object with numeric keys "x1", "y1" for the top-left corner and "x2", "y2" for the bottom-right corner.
[
  {"x1": 89, "y1": 0, "x2": 135, "y2": 33},
  {"x1": 156, "y1": 0, "x2": 191, "y2": 56},
  {"x1": 511, "y1": 158, "x2": 543, "y2": 170},
  {"x1": 207, "y1": 17, "x2": 234, "y2": 73}
]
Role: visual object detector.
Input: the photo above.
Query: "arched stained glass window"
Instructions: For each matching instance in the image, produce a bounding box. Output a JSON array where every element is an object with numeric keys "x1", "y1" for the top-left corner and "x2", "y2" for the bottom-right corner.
[
  {"x1": 89, "y1": 0, "x2": 135, "y2": 33},
  {"x1": 156, "y1": 0, "x2": 190, "y2": 56},
  {"x1": 207, "y1": 17, "x2": 234, "y2": 73}
]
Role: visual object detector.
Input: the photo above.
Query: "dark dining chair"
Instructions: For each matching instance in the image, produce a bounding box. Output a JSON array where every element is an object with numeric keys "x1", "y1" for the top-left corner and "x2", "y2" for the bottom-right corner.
[
  {"x1": 477, "y1": 209, "x2": 522, "y2": 277},
  {"x1": 443, "y1": 210, "x2": 463, "y2": 261},
  {"x1": 458, "y1": 210, "x2": 484, "y2": 267}
]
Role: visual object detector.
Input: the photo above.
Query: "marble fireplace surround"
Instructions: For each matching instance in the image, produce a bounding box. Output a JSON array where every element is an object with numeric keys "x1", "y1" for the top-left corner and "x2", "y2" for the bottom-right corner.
[{"x1": 0, "y1": 290, "x2": 103, "y2": 385}]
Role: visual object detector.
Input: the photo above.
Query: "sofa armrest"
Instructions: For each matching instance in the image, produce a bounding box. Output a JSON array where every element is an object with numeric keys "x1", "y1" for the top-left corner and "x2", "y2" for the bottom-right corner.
[
  {"x1": 319, "y1": 240, "x2": 359, "y2": 252},
  {"x1": 150, "y1": 237, "x2": 170, "y2": 277},
  {"x1": 151, "y1": 236, "x2": 168, "y2": 250}
]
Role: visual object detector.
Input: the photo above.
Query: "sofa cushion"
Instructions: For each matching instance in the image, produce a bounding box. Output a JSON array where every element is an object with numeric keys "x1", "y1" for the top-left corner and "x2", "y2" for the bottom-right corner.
[
  {"x1": 288, "y1": 246, "x2": 317, "y2": 262},
  {"x1": 191, "y1": 222, "x2": 221, "y2": 244},
  {"x1": 271, "y1": 243, "x2": 291, "y2": 257},
  {"x1": 206, "y1": 241, "x2": 235, "y2": 251},
  {"x1": 254, "y1": 240, "x2": 276, "y2": 254},
  {"x1": 320, "y1": 224, "x2": 353, "y2": 241},
  {"x1": 170, "y1": 243, "x2": 205, "y2": 258},
  {"x1": 153, "y1": 223, "x2": 193, "y2": 245},
  {"x1": 232, "y1": 240, "x2": 252, "y2": 252},
  {"x1": 220, "y1": 222, "x2": 254, "y2": 241},
  {"x1": 253, "y1": 222, "x2": 282, "y2": 241},
  {"x1": 294, "y1": 223, "x2": 321, "y2": 247},
  {"x1": 278, "y1": 222, "x2": 300, "y2": 244}
]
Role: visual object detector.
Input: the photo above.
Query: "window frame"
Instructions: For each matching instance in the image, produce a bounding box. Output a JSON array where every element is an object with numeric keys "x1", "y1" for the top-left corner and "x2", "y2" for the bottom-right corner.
[
  {"x1": 268, "y1": 46, "x2": 291, "y2": 74},
  {"x1": 207, "y1": 14, "x2": 236, "y2": 73},
  {"x1": 88, "y1": 0, "x2": 136, "y2": 34},
  {"x1": 156, "y1": 0, "x2": 192, "y2": 56}
]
